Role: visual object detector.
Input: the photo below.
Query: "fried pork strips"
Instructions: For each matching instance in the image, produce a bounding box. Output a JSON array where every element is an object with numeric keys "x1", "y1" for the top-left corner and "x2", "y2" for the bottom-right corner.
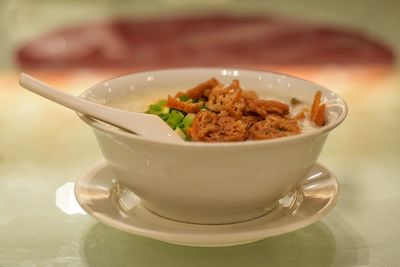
[
  {"x1": 189, "y1": 111, "x2": 248, "y2": 142},
  {"x1": 206, "y1": 80, "x2": 245, "y2": 119},
  {"x1": 176, "y1": 78, "x2": 219, "y2": 99},
  {"x1": 310, "y1": 91, "x2": 326, "y2": 126},
  {"x1": 248, "y1": 115, "x2": 300, "y2": 140},
  {"x1": 186, "y1": 79, "x2": 302, "y2": 141},
  {"x1": 166, "y1": 95, "x2": 202, "y2": 114},
  {"x1": 166, "y1": 78, "x2": 323, "y2": 142},
  {"x1": 245, "y1": 99, "x2": 289, "y2": 117}
]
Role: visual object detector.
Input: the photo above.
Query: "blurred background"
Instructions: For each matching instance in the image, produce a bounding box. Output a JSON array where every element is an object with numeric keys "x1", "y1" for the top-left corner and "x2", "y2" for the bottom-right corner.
[{"x1": 1, "y1": 0, "x2": 398, "y2": 71}]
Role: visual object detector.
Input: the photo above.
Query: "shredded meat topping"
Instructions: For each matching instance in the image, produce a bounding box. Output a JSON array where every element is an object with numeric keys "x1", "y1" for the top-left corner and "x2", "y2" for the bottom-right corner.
[
  {"x1": 189, "y1": 110, "x2": 247, "y2": 142},
  {"x1": 206, "y1": 79, "x2": 246, "y2": 118},
  {"x1": 175, "y1": 77, "x2": 220, "y2": 99},
  {"x1": 241, "y1": 90, "x2": 259, "y2": 104},
  {"x1": 248, "y1": 115, "x2": 300, "y2": 140},
  {"x1": 171, "y1": 78, "x2": 324, "y2": 142},
  {"x1": 310, "y1": 91, "x2": 326, "y2": 126},
  {"x1": 245, "y1": 99, "x2": 289, "y2": 117},
  {"x1": 166, "y1": 95, "x2": 202, "y2": 114},
  {"x1": 241, "y1": 115, "x2": 264, "y2": 129}
]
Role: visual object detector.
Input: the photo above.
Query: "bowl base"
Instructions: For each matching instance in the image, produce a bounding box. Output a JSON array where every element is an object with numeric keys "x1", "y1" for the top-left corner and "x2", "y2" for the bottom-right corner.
[{"x1": 114, "y1": 182, "x2": 302, "y2": 225}]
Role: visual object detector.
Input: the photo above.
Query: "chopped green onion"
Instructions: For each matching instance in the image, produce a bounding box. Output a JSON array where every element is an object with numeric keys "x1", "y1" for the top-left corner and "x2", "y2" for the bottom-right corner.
[
  {"x1": 159, "y1": 113, "x2": 169, "y2": 121},
  {"x1": 179, "y1": 113, "x2": 196, "y2": 132},
  {"x1": 146, "y1": 99, "x2": 196, "y2": 140},
  {"x1": 146, "y1": 99, "x2": 168, "y2": 115},
  {"x1": 291, "y1": 98, "x2": 302, "y2": 105},
  {"x1": 161, "y1": 106, "x2": 169, "y2": 114},
  {"x1": 179, "y1": 95, "x2": 190, "y2": 102},
  {"x1": 174, "y1": 127, "x2": 187, "y2": 140},
  {"x1": 158, "y1": 99, "x2": 167, "y2": 105},
  {"x1": 149, "y1": 104, "x2": 162, "y2": 112},
  {"x1": 166, "y1": 110, "x2": 184, "y2": 129}
]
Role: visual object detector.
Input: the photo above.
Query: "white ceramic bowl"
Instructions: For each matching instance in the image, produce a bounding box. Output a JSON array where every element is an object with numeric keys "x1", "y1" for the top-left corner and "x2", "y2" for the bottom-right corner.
[{"x1": 79, "y1": 68, "x2": 347, "y2": 224}]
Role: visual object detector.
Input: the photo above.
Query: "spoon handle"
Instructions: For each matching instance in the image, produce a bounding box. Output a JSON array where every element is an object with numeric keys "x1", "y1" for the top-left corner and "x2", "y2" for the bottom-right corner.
[
  {"x1": 19, "y1": 73, "x2": 183, "y2": 143},
  {"x1": 20, "y1": 73, "x2": 105, "y2": 115}
]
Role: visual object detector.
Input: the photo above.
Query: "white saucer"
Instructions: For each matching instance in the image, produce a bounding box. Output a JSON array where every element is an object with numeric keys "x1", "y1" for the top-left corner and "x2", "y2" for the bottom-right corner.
[{"x1": 74, "y1": 161, "x2": 339, "y2": 247}]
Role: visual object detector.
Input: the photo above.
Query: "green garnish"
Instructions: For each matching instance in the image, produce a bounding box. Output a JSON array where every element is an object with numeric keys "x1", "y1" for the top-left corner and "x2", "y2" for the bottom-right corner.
[
  {"x1": 166, "y1": 110, "x2": 185, "y2": 129},
  {"x1": 149, "y1": 104, "x2": 162, "y2": 112},
  {"x1": 174, "y1": 127, "x2": 187, "y2": 140},
  {"x1": 145, "y1": 99, "x2": 198, "y2": 140},
  {"x1": 179, "y1": 95, "x2": 190, "y2": 102},
  {"x1": 146, "y1": 100, "x2": 169, "y2": 115},
  {"x1": 291, "y1": 98, "x2": 302, "y2": 105},
  {"x1": 158, "y1": 99, "x2": 167, "y2": 105},
  {"x1": 159, "y1": 112, "x2": 169, "y2": 121},
  {"x1": 179, "y1": 113, "x2": 196, "y2": 132}
]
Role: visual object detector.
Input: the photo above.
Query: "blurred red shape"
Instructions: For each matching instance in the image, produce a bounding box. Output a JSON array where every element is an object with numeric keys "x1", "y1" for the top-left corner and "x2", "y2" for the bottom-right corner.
[{"x1": 16, "y1": 15, "x2": 395, "y2": 70}]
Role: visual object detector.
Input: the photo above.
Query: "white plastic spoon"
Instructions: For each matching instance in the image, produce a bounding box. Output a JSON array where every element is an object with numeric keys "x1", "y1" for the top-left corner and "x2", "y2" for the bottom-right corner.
[{"x1": 19, "y1": 73, "x2": 184, "y2": 143}]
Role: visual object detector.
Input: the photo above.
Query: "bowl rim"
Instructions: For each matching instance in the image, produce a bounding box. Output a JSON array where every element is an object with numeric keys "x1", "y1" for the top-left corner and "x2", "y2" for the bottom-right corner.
[{"x1": 78, "y1": 67, "x2": 348, "y2": 148}]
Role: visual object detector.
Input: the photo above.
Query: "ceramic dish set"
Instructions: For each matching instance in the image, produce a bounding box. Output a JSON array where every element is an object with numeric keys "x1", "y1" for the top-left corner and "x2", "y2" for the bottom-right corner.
[{"x1": 73, "y1": 68, "x2": 347, "y2": 246}]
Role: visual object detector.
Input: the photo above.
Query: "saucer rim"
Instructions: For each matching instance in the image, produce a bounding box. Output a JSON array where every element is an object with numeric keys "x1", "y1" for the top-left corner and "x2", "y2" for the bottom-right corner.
[{"x1": 74, "y1": 161, "x2": 339, "y2": 247}]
